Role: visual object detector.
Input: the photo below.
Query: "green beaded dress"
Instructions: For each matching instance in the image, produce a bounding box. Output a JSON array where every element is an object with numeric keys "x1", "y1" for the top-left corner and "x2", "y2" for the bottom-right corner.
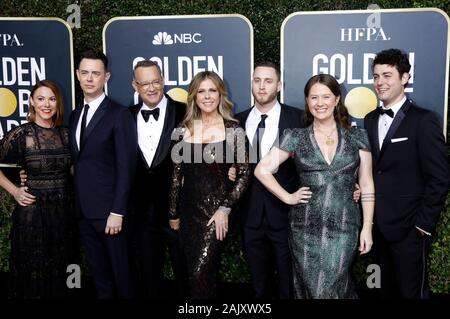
[{"x1": 279, "y1": 125, "x2": 371, "y2": 299}]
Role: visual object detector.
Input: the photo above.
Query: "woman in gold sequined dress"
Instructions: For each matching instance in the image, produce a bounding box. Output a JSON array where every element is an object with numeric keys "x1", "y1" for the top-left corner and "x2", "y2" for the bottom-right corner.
[{"x1": 168, "y1": 71, "x2": 250, "y2": 299}]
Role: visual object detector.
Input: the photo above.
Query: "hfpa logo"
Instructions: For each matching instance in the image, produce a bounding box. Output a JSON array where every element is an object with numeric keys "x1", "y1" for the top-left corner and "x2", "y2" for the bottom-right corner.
[
  {"x1": 340, "y1": 4, "x2": 391, "y2": 42},
  {"x1": 152, "y1": 31, "x2": 202, "y2": 45},
  {"x1": 0, "y1": 34, "x2": 23, "y2": 46}
]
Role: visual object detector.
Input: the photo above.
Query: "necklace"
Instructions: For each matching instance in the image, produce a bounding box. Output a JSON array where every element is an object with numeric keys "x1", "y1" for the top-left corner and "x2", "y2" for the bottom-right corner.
[{"x1": 314, "y1": 126, "x2": 336, "y2": 145}]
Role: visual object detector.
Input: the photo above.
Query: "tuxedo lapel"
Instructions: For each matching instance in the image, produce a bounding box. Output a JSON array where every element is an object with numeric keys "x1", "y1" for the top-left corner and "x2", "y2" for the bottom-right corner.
[
  {"x1": 132, "y1": 103, "x2": 151, "y2": 169},
  {"x1": 370, "y1": 112, "x2": 381, "y2": 159},
  {"x1": 82, "y1": 97, "x2": 109, "y2": 145},
  {"x1": 378, "y1": 100, "x2": 411, "y2": 160},
  {"x1": 150, "y1": 98, "x2": 176, "y2": 168},
  {"x1": 239, "y1": 108, "x2": 254, "y2": 147},
  {"x1": 70, "y1": 106, "x2": 83, "y2": 155},
  {"x1": 130, "y1": 103, "x2": 140, "y2": 122},
  {"x1": 275, "y1": 104, "x2": 289, "y2": 148}
]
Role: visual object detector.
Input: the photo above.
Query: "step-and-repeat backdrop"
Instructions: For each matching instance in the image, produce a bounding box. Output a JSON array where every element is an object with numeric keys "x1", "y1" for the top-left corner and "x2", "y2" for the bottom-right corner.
[
  {"x1": 0, "y1": 18, "x2": 74, "y2": 139},
  {"x1": 103, "y1": 15, "x2": 253, "y2": 113},
  {"x1": 1, "y1": 9, "x2": 449, "y2": 136},
  {"x1": 282, "y1": 9, "x2": 449, "y2": 130}
]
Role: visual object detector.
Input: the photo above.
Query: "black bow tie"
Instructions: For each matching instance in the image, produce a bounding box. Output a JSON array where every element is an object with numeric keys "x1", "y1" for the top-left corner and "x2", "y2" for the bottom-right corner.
[
  {"x1": 377, "y1": 107, "x2": 394, "y2": 118},
  {"x1": 141, "y1": 108, "x2": 160, "y2": 122}
]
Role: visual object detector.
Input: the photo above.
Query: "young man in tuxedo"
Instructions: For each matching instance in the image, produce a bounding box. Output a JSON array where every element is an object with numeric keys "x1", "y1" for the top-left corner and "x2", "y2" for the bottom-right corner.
[
  {"x1": 128, "y1": 60, "x2": 187, "y2": 299},
  {"x1": 364, "y1": 48, "x2": 449, "y2": 299},
  {"x1": 70, "y1": 49, "x2": 138, "y2": 298},
  {"x1": 234, "y1": 62, "x2": 304, "y2": 298}
]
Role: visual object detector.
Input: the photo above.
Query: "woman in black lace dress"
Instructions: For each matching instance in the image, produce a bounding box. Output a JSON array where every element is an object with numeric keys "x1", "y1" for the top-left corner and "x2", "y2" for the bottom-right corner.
[
  {"x1": 169, "y1": 71, "x2": 250, "y2": 299},
  {"x1": 0, "y1": 80, "x2": 79, "y2": 298}
]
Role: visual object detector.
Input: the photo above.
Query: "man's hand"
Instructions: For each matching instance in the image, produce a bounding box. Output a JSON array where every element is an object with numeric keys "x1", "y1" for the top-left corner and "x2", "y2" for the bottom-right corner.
[
  {"x1": 359, "y1": 225, "x2": 373, "y2": 255},
  {"x1": 169, "y1": 219, "x2": 180, "y2": 230},
  {"x1": 13, "y1": 186, "x2": 36, "y2": 206},
  {"x1": 105, "y1": 213, "x2": 123, "y2": 235},
  {"x1": 228, "y1": 166, "x2": 236, "y2": 182}
]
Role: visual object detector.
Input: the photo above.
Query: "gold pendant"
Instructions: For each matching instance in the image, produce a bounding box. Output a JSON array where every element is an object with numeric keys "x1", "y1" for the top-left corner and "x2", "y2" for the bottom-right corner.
[{"x1": 326, "y1": 137, "x2": 335, "y2": 145}]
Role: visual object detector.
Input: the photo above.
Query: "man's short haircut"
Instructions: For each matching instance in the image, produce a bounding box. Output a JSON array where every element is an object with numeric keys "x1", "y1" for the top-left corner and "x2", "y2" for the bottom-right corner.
[
  {"x1": 254, "y1": 61, "x2": 281, "y2": 81},
  {"x1": 133, "y1": 60, "x2": 162, "y2": 77},
  {"x1": 78, "y1": 49, "x2": 108, "y2": 70},
  {"x1": 372, "y1": 48, "x2": 411, "y2": 76}
]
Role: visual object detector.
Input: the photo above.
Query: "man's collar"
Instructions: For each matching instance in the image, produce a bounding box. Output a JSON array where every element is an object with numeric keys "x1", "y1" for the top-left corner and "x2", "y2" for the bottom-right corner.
[
  {"x1": 83, "y1": 93, "x2": 105, "y2": 109},
  {"x1": 253, "y1": 101, "x2": 281, "y2": 118}
]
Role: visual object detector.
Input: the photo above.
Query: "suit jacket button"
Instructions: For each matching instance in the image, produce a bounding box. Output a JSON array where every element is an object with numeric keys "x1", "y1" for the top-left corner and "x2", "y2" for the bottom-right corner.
[{"x1": 377, "y1": 170, "x2": 382, "y2": 175}]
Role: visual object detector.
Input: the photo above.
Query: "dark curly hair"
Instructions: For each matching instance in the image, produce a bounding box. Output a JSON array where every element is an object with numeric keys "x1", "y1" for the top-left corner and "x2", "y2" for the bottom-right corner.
[{"x1": 372, "y1": 48, "x2": 411, "y2": 87}]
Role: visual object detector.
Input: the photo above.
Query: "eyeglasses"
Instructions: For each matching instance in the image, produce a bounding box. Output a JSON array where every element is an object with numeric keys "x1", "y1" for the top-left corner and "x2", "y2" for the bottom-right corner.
[{"x1": 134, "y1": 79, "x2": 163, "y2": 89}]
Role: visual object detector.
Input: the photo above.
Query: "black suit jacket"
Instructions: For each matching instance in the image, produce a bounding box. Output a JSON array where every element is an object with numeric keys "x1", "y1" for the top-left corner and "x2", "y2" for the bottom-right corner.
[
  {"x1": 364, "y1": 99, "x2": 449, "y2": 241},
  {"x1": 236, "y1": 104, "x2": 305, "y2": 229},
  {"x1": 129, "y1": 95, "x2": 186, "y2": 224},
  {"x1": 69, "y1": 96, "x2": 138, "y2": 219}
]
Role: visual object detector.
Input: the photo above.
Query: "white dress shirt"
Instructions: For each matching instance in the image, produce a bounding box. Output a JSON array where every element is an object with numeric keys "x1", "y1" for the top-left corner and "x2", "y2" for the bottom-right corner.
[
  {"x1": 75, "y1": 93, "x2": 106, "y2": 149},
  {"x1": 377, "y1": 96, "x2": 406, "y2": 149},
  {"x1": 245, "y1": 102, "x2": 281, "y2": 158},
  {"x1": 137, "y1": 95, "x2": 167, "y2": 167}
]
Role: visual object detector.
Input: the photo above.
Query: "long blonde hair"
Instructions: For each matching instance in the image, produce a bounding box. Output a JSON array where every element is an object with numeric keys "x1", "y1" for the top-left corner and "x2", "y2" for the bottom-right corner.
[{"x1": 181, "y1": 71, "x2": 237, "y2": 133}]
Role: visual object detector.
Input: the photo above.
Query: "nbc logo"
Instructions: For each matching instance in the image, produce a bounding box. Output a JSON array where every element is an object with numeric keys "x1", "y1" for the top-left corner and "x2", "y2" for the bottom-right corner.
[
  {"x1": 152, "y1": 32, "x2": 173, "y2": 45},
  {"x1": 152, "y1": 32, "x2": 202, "y2": 45}
]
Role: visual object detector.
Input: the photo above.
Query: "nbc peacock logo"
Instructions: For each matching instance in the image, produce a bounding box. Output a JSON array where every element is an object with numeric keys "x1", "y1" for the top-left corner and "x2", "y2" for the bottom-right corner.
[{"x1": 152, "y1": 32, "x2": 173, "y2": 45}]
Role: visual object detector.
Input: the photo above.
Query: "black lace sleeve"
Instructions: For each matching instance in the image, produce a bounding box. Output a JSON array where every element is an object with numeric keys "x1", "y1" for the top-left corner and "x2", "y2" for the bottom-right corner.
[
  {"x1": 221, "y1": 123, "x2": 250, "y2": 211},
  {"x1": 168, "y1": 127, "x2": 185, "y2": 219},
  {"x1": 0, "y1": 126, "x2": 24, "y2": 166}
]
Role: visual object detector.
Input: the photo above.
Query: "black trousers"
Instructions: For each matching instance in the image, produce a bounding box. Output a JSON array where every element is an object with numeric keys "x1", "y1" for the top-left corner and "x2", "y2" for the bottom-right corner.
[
  {"x1": 375, "y1": 226, "x2": 432, "y2": 299},
  {"x1": 131, "y1": 218, "x2": 188, "y2": 299},
  {"x1": 79, "y1": 217, "x2": 133, "y2": 299},
  {"x1": 243, "y1": 216, "x2": 292, "y2": 299}
]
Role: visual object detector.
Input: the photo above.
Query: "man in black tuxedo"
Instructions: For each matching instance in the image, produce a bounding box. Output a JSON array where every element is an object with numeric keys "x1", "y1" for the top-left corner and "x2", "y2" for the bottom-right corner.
[
  {"x1": 69, "y1": 50, "x2": 137, "y2": 298},
  {"x1": 364, "y1": 48, "x2": 449, "y2": 298},
  {"x1": 234, "y1": 62, "x2": 304, "y2": 299},
  {"x1": 128, "y1": 60, "x2": 187, "y2": 299}
]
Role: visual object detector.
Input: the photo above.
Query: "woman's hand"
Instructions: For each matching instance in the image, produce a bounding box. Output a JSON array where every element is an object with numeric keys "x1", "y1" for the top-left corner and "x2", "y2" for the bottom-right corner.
[
  {"x1": 13, "y1": 186, "x2": 36, "y2": 206},
  {"x1": 207, "y1": 208, "x2": 229, "y2": 241},
  {"x1": 284, "y1": 187, "x2": 312, "y2": 205},
  {"x1": 359, "y1": 224, "x2": 373, "y2": 254},
  {"x1": 228, "y1": 166, "x2": 236, "y2": 182},
  {"x1": 169, "y1": 218, "x2": 180, "y2": 230}
]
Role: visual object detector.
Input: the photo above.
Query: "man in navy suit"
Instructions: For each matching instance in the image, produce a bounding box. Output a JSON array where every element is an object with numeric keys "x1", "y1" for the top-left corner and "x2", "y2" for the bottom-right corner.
[
  {"x1": 128, "y1": 60, "x2": 187, "y2": 299},
  {"x1": 69, "y1": 50, "x2": 137, "y2": 298},
  {"x1": 234, "y1": 62, "x2": 304, "y2": 299},
  {"x1": 364, "y1": 48, "x2": 448, "y2": 298}
]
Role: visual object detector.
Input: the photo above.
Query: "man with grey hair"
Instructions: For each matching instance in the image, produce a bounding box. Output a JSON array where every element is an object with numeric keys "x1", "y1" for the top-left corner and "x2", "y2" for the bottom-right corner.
[{"x1": 128, "y1": 60, "x2": 187, "y2": 299}]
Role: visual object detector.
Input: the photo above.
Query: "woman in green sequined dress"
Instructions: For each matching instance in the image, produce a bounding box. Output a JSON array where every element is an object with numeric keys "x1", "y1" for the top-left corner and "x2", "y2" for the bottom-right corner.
[{"x1": 255, "y1": 74, "x2": 375, "y2": 298}]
